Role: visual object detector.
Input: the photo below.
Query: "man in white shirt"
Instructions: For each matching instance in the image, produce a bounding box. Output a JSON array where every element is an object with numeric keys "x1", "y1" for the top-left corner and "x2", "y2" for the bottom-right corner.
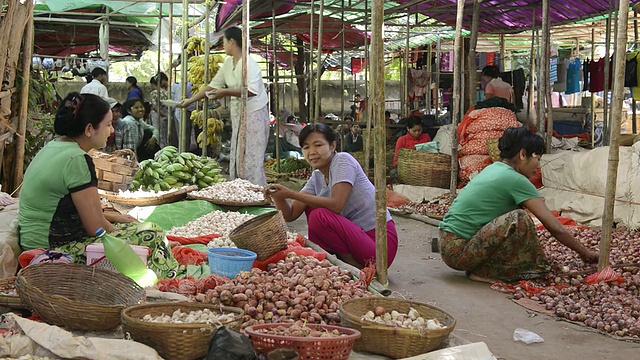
[{"x1": 80, "y1": 67, "x2": 109, "y2": 100}]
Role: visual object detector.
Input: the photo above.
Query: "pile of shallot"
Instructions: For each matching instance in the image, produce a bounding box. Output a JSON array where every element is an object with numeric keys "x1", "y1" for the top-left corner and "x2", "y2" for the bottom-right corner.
[
  {"x1": 399, "y1": 193, "x2": 451, "y2": 218},
  {"x1": 511, "y1": 227, "x2": 640, "y2": 338},
  {"x1": 208, "y1": 253, "x2": 372, "y2": 329}
]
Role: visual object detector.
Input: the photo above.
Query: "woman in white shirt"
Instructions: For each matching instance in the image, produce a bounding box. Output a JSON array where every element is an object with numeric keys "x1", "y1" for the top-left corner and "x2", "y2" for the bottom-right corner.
[
  {"x1": 80, "y1": 67, "x2": 109, "y2": 100},
  {"x1": 179, "y1": 27, "x2": 269, "y2": 186}
]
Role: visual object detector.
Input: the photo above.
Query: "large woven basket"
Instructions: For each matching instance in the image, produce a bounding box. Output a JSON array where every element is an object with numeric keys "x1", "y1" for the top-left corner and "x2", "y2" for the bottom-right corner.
[
  {"x1": 15, "y1": 263, "x2": 145, "y2": 331},
  {"x1": 88, "y1": 149, "x2": 139, "y2": 192},
  {"x1": 100, "y1": 185, "x2": 198, "y2": 206},
  {"x1": 0, "y1": 277, "x2": 28, "y2": 310},
  {"x1": 229, "y1": 211, "x2": 288, "y2": 261},
  {"x1": 339, "y1": 297, "x2": 456, "y2": 358},
  {"x1": 122, "y1": 302, "x2": 243, "y2": 360},
  {"x1": 397, "y1": 149, "x2": 452, "y2": 188}
]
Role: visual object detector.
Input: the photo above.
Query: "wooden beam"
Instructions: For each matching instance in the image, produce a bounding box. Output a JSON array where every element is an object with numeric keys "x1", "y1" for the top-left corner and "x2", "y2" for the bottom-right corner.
[
  {"x1": 600, "y1": 0, "x2": 630, "y2": 271},
  {"x1": 450, "y1": 0, "x2": 465, "y2": 200},
  {"x1": 467, "y1": 0, "x2": 481, "y2": 110}
]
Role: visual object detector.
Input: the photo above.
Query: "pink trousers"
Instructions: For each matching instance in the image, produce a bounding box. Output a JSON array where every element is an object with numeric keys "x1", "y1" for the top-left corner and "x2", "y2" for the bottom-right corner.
[{"x1": 305, "y1": 207, "x2": 398, "y2": 267}]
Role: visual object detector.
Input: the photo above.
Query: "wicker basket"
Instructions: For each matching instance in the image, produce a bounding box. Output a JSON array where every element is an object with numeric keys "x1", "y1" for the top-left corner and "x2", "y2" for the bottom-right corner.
[
  {"x1": 397, "y1": 149, "x2": 451, "y2": 188},
  {"x1": 88, "y1": 149, "x2": 139, "y2": 192},
  {"x1": 339, "y1": 297, "x2": 456, "y2": 358},
  {"x1": 487, "y1": 138, "x2": 501, "y2": 163},
  {"x1": 122, "y1": 302, "x2": 243, "y2": 360},
  {"x1": 245, "y1": 323, "x2": 361, "y2": 360},
  {"x1": 15, "y1": 263, "x2": 145, "y2": 331},
  {"x1": 0, "y1": 277, "x2": 28, "y2": 310},
  {"x1": 229, "y1": 211, "x2": 288, "y2": 261}
]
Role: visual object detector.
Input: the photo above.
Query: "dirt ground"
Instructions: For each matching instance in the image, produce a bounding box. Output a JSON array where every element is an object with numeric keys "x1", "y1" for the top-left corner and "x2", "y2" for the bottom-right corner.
[{"x1": 286, "y1": 214, "x2": 640, "y2": 360}]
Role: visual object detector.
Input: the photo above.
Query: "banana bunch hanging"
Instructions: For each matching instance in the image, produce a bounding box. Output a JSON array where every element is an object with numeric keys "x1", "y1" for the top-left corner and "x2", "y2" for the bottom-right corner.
[
  {"x1": 188, "y1": 54, "x2": 224, "y2": 94},
  {"x1": 186, "y1": 37, "x2": 208, "y2": 56},
  {"x1": 196, "y1": 118, "x2": 225, "y2": 149}
]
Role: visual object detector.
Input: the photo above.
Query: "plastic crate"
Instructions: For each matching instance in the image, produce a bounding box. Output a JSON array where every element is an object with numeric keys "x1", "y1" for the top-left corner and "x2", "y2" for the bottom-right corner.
[{"x1": 208, "y1": 248, "x2": 257, "y2": 279}]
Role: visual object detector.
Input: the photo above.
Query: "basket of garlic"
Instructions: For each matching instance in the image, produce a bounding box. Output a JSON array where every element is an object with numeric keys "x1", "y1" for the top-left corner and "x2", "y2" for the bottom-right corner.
[
  {"x1": 187, "y1": 178, "x2": 271, "y2": 207},
  {"x1": 121, "y1": 302, "x2": 244, "y2": 360},
  {"x1": 99, "y1": 185, "x2": 198, "y2": 206},
  {"x1": 339, "y1": 297, "x2": 456, "y2": 358}
]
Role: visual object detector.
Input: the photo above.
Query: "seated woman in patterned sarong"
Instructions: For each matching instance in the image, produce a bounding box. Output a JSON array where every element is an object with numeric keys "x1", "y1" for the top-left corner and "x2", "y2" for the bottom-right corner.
[
  {"x1": 438, "y1": 127, "x2": 598, "y2": 283},
  {"x1": 18, "y1": 92, "x2": 179, "y2": 279}
]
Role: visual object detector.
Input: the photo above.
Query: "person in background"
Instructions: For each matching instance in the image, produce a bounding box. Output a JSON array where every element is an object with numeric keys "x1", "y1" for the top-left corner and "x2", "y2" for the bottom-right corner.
[
  {"x1": 115, "y1": 98, "x2": 160, "y2": 161},
  {"x1": 125, "y1": 76, "x2": 144, "y2": 101},
  {"x1": 171, "y1": 81, "x2": 196, "y2": 149},
  {"x1": 264, "y1": 123, "x2": 398, "y2": 269},
  {"x1": 179, "y1": 26, "x2": 269, "y2": 186},
  {"x1": 80, "y1": 67, "x2": 109, "y2": 100},
  {"x1": 105, "y1": 100, "x2": 122, "y2": 152},
  {"x1": 439, "y1": 127, "x2": 598, "y2": 283},
  {"x1": 344, "y1": 124, "x2": 363, "y2": 153},
  {"x1": 393, "y1": 116, "x2": 431, "y2": 167},
  {"x1": 275, "y1": 112, "x2": 303, "y2": 159},
  {"x1": 150, "y1": 75, "x2": 169, "y2": 147},
  {"x1": 481, "y1": 65, "x2": 514, "y2": 103},
  {"x1": 18, "y1": 92, "x2": 180, "y2": 279},
  {"x1": 350, "y1": 94, "x2": 363, "y2": 122}
]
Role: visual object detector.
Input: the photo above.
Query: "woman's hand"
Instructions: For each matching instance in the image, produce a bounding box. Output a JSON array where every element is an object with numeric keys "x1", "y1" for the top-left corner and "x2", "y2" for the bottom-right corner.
[
  {"x1": 104, "y1": 212, "x2": 139, "y2": 224},
  {"x1": 177, "y1": 99, "x2": 192, "y2": 108},
  {"x1": 263, "y1": 184, "x2": 295, "y2": 203},
  {"x1": 580, "y1": 250, "x2": 599, "y2": 264},
  {"x1": 206, "y1": 88, "x2": 225, "y2": 100},
  {"x1": 145, "y1": 137, "x2": 157, "y2": 150}
]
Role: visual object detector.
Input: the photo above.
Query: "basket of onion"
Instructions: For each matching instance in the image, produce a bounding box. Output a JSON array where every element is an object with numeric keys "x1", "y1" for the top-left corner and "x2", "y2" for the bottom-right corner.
[
  {"x1": 244, "y1": 322, "x2": 361, "y2": 360},
  {"x1": 339, "y1": 297, "x2": 456, "y2": 358}
]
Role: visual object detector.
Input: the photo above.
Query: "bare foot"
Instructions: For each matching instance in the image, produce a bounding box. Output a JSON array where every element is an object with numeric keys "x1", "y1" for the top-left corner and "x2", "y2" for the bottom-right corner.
[{"x1": 468, "y1": 273, "x2": 500, "y2": 284}]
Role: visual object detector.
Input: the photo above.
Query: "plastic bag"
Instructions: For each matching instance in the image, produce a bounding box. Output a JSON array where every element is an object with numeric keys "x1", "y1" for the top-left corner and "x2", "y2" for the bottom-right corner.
[
  {"x1": 513, "y1": 328, "x2": 544, "y2": 344},
  {"x1": 415, "y1": 141, "x2": 439, "y2": 153},
  {"x1": 206, "y1": 326, "x2": 257, "y2": 360}
]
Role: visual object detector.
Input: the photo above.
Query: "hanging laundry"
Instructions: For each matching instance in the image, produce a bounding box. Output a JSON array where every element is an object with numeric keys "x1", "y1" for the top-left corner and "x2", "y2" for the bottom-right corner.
[
  {"x1": 351, "y1": 58, "x2": 367, "y2": 74},
  {"x1": 566, "y1": 58, "x2": 582, "y2": 95},
  {"x1": 549, "y1": 58, "x2": 558, "y2": 83},
  {"x1": 553, "y1": 58, "x2": 569, "y2": 93},
  {"x1": 409, "y1": 68, "x2": 429, "y2": 104},
  {"x1": 441, "y1": 51, "x2": 453, "y2": 72},
  {"x1": 589, "y1": 57, "x2": 605, "y2": 93},
  {"x1": 487, "y1": 52, "x2": 496, "y2": 66},
  {"x1": 501, "y1": 68, "x2": 526, "y2": 110},
  {"x1": 582, "y1": 59, "x2": 591, "y2": 91},
  {"x1": 625, "y1": 52, "x2": 638, "y2": 88},
  {"x1": 633, "y1": 53, "x2": 640, "y2": 101}
]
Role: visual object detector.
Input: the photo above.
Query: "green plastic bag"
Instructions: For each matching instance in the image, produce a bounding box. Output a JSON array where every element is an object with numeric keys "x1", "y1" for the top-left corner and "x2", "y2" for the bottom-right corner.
[
  {"x1": 145, "y1": 200, "x2": 224, "y2": 231},
  {"x1": 415, "y1": 141, "x2": 440, "y2": 153}
]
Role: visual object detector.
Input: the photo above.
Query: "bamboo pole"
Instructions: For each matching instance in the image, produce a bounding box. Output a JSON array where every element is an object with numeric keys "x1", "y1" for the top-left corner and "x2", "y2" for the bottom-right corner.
[
  {"x1": 603, "y1": 14, "x2": 612, "y2": 145},
  {"x1": 313, "y1": 0, "x2": 324, "y2": 121},
  {"x1": 273, "y1": 3, "x2": 280, "y2": 170},
  {"x1": 449, "y1": 0, "x2": 465, "y2": 200},
  {"x1": 13, "y1": 4, "x2": 34, "y2": 194},
  {"x1": 371, "y1": 0, "x2": 388, "y2": 287},
  {"x1": 467, "y1": 0, "x2": 481, "y2": 109},
  {"x1": 157, "y1": 3, "x2": 164, "y2": 147},
  {"x1": 591, "y1": 26, "x2": 596, "y2": 148},
  {"x1": 364, "y1": 1, "x2": 372, "y2": 175},
  {"x1": 500, "y1": 34, "x2": 506, "y2": 72},
  {"x1": 537, "y1": 28, "x2": 544, "y2": 136},
  {"x1": 435, "y1": 35, "x2": 441, "y2": 116},
  {"x1": 527, "y1": 9, "x2": 536, "y2": 128},
  {"x1": 340, "y1": 0, "x2": 345, "y2": 122},
  {"x1": 634, "y1": 10, "x2": 638, "y2": 134},
  {"x1": 426, "y1": 44, "x2": 432, "y2": 112},
  {"x1": 599, "y1": 0, "x2": 629, "y2": 271},
  {"x1": 202, "y1": 3, "x2": 210, "y2": 157},
  {"x1": 239, "y1": 0, "x2": 250, "y2": 179},
  {"x1": 290, "y1": 32, "x2": 295, "y2": 116},
  {"x1": 542, "y1": 0, "x2": 553, "y2": 153},
  {"x1": 179, "y1": 0, "x2": 189, "y2": 153},
  {"x1": 167, "y1": 4, "x2": 174, "y2": 145},
  {"x1": 309, "y1": 0, "x2": 315, "y2": 123},
  {"x1": 405, "y1": 11, "x2": 410, "y2": 115}
]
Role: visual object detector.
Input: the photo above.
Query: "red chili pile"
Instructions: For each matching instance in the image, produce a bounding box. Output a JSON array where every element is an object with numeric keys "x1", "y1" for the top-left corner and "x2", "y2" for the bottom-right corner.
[
  {"x1": 208, "y1": 253, "x2": 372, "y2": 329},
  {"x1": 512, "y1": 227, "x2": 640, "y2": 338}
]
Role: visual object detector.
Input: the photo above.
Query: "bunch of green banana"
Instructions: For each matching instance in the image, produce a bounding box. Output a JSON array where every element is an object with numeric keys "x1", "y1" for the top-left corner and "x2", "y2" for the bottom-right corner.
[
  {"x1": 130, "y1": 147, "x2": 225, "y2": 192},
  {"x1": 270, "y1": 158, "x2": 311, "y2": 174}
]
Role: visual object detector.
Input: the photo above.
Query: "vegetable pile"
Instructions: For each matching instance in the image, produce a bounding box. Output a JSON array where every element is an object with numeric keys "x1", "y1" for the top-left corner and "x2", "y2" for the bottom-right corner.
[
  {"x1": 252, "y1": 323, "x2": 346, "y2": 338},
  {"x1": 361, "y1": 306, "x2": 446, "y2": 331},
  {"x1": 269, "y1": 158, "x2": 311, "y2": 174},
  {"x1": 399, "y1": 193, "x2": 451, "y2": 218},
  {"x1": 166, "y1": 210, "x2": 256, "y2": 241},
  {"x1": 506, "y1": 227, "x2": 640, "y2": 338},
  {"x1": 208, "y1": 254, "x2": 372, "y2": 329},
  {"x1": 141, "y1": 308, "x2": 238, "y2": 325}
]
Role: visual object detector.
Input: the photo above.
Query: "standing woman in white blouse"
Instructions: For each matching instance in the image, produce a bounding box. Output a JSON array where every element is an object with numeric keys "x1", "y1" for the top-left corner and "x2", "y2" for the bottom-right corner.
[{"x1": 179, "y1": 26, "x2": 269, "y2": 186}]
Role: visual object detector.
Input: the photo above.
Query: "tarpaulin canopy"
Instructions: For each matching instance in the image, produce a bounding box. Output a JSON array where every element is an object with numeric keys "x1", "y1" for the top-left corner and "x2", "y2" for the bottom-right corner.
[
  {"x1": 393, "y1": 0, "x2": 640, "y2": 34},
  {"x1": 216, "y1": 0, "x2": 297, "y2": 30}
]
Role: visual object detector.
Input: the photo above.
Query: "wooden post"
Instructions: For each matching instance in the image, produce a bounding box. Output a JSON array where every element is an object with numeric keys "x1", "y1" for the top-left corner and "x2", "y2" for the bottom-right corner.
[
  {"x1": 180, "y1": 0, "x2": 189, "y2": 153},
  {"x1": 340, "y1": 0, "x2": 345, "y2": 122},
  {"x1": 527, "y1": 8, "x2": 536, "y2": 128},
  {"x1": 450, "y1": 0, "x2": 465, "y2": 200},
  {"x1": 272, "y1": 3, "x2": 281, "y2": 170},
  {"x1": 603, "y1": 15, "x2": 612, "y2": 145},
  {"x1": 405, "y1": 12, "x2": 410, "y2": 115},
  {"x1": 157, "y1": 3, "x2": 164, "y2": 147},
  {"x1": 167, "y1": 4, "x2": 173, "y2": 145},
  {"x1": 426, "y1": 44, "x2": 432, "y2": 112},
  {"x1": 467, "y1": 0, "x2": 481, "y2": 109},
  {"x1": 542, "y1": 0, "x2": 553, "y2": 153},
  {"x1": 13, "y1": 4, "x2": 34, "y2": 194},
  {"x1": 364, "y1": 0, "x2": 372, "y2": 175},
  {"x1": 600, "y1": 0, "x2": 630, "y2": 271},
  {"x1": 435, "y1": 34, "x2": 441, "y2": 118},
  {"x1": 500, "y1": 34, "x2": 506, "y2": 72},
  {"x1": 309, "y1": 0, "x2": 315, "y2": 123},
  {"x1": 371, "y1": 0, "x2": 388, "y2": 287},
  {"x1": 239, "y1": 0, "x2": 250, "y2": 179},
  {"x1": 202, "y1": 3, "x2": 210, "y2": 157},
  {"x1": 634, "y1": 10, "x2": 638, "y2": 134},
  {"x1": 313, "y1": 0, "x2": 324, "y2": 121},
  {"x1": 591, "y1": 25, "x2": 596, "y2": 148}
]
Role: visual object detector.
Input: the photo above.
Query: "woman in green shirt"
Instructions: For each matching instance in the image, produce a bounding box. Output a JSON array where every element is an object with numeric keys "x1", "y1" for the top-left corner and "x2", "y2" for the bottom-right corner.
[
  {"x1": 439, "y1": 127, "x2": 598, "y2": 283},
  {"x1": 19, "y1": 93, "x2": 179, "y2": 279}
]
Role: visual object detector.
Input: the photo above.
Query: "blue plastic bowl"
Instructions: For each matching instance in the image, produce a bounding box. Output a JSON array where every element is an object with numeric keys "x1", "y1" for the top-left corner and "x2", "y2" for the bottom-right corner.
[{"x1": 208, "y1": 248, "x2": 257, "y2": 279}]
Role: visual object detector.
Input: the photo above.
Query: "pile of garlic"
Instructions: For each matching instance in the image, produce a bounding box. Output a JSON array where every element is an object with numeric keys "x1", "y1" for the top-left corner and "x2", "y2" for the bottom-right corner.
[
  {"x1": 141, "y1": 308, "x2": 238, "y2": 325},
  {"x1": 110, "y1": 186, "x2": 186, "y2": 198},
  {"x1": 190, "y1": 179, "x2": 265, "y2": 203},
  {"x1": 361, "y1": 306, "x2": 446, "y2": 331},
  {"x1": 167, "y1": 210, "x2": 256, "y2": 241}
]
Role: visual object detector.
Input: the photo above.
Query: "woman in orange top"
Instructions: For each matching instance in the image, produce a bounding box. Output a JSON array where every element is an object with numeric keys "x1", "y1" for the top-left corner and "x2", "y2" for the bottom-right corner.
[{"x1": 393, "y1": 116, "x2": 432, "y2": 167}]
